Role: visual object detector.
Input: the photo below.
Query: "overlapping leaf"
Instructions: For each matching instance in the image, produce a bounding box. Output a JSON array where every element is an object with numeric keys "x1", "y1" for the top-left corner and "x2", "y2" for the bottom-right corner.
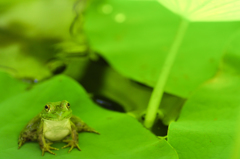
[{"x1": 168, "y1": 71, "x2": 239, "y2": 159}]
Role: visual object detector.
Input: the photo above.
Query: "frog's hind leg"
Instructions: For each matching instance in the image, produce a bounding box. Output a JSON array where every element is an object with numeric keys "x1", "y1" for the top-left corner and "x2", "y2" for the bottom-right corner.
[
  {"x1": 70, "y1": 115, "x2": 99, "y2": 134},
  {"x1": 18, "y1": 130, "x2": 38, "y2": 149},
  {"x1": 18, "y1": 115, "x2": 41, "y2": 149}
]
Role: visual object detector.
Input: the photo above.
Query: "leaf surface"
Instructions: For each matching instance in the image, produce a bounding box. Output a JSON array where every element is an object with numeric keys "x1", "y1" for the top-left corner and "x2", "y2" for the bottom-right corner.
[{"x1": 0, "y1": 73, "x2": 178, "y2": 159}]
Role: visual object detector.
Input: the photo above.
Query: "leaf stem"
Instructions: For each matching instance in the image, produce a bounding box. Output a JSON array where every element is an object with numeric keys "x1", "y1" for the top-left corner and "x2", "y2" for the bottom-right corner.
[{"x1": 144, "y1": 19, "x2": 189, "y2": 129}]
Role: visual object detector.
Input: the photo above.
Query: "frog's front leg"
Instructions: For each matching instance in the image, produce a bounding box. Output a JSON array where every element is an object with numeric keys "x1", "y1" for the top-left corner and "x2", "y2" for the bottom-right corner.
[
  {"x1": 71, "y1": 115, "x2": 99, "y2": 134},
  {"x1": 62, "y1": 121, "x2": 81, "y2": 153},
  {"x1": 37, "y1": 120, "x2": 59, "y2": 156}
]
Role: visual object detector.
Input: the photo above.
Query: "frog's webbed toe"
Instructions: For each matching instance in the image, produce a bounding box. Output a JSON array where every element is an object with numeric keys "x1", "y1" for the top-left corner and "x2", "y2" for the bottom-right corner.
[
  {"x1": 86, "y1": 128, "x2": 100, "y2": 134},
  {"x1": 41, "y1": 142, "x2": 59, "y2": 156},
  {"x1": 18, "y1": 138, "x2": 25, "y2": 149},
  {"x1": 18, "y1": 133, "x2": 34, "y2": 149},
  {"x1": 62, "y1": 139, "x2": 81, "y2": 153}
]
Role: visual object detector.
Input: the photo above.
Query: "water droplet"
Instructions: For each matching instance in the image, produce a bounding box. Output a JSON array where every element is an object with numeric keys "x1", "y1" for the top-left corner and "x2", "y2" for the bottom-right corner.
[
  {"x1": 115, "y1": 13, "x2": 126, "y2": 23},
  {"x1": 102, "y1": 4, "x2": 113, "y2": 14}
]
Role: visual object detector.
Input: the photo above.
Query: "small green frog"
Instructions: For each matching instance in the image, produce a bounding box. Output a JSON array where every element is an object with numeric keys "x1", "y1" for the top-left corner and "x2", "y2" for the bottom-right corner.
[{"x1": 18, "y1": 100, "x2": 99, "y2": 156}]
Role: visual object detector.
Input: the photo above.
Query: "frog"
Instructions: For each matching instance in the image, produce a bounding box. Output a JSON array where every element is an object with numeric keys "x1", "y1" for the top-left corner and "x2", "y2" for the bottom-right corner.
[{"x1": 18, "y1": 100, "x2": 99, "y2": 156}]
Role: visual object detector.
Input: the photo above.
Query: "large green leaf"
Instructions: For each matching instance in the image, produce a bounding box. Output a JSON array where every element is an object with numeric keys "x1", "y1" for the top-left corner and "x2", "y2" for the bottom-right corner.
[
  {"x1": 168, "y1": 46, "x2": 240, "y2": 158},
  {"x1": 84, "y1": 0, "x2": 240, "y2": 98},
  {"x1": 0, "y1": 73, "x2": 178, "y2": 159}
]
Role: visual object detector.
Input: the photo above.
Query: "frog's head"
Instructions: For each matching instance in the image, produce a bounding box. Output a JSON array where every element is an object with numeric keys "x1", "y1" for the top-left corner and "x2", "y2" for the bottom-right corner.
[{"x1": 40, "y1": 100, "x2": 72, "y2": 121}]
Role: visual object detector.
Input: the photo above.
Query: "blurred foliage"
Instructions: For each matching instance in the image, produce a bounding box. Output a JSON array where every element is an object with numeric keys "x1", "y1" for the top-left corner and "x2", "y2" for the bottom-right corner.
[{"x1": 0, "y1": 0, "x2": 87, "y2": 80}]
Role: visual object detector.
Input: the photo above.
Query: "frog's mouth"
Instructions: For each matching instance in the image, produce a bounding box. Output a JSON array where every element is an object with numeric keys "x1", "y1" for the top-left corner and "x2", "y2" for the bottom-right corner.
[
  {"x1": 44, "y1": 117, "x2": 71, "y2": 121},
  {"x1": 44, "y1": 116, "x2": 71, "y2": 121},
  {"x1": 42, "y1": 113, "x2": 72, "y2": 121}
]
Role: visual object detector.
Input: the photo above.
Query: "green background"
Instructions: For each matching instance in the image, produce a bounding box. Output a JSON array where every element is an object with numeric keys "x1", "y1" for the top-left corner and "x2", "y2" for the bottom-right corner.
[{"x1": 0, "y1": 0, "x2": 240, "y2": 158}]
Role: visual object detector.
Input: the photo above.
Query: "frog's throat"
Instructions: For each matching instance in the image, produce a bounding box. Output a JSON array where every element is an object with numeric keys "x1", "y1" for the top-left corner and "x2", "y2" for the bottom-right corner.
[{"x1": 43, "y1": 119, "x2": 71, "y2": 141}]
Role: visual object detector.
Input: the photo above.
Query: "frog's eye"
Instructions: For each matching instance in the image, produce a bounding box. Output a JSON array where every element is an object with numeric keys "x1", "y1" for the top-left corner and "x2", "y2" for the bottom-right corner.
[
  {"x1": 66, "y1": 103, "x2": 70, "y2": 109},
  {"x1": 45, "y1": 105, "x2": 50, "y2": 112}
]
